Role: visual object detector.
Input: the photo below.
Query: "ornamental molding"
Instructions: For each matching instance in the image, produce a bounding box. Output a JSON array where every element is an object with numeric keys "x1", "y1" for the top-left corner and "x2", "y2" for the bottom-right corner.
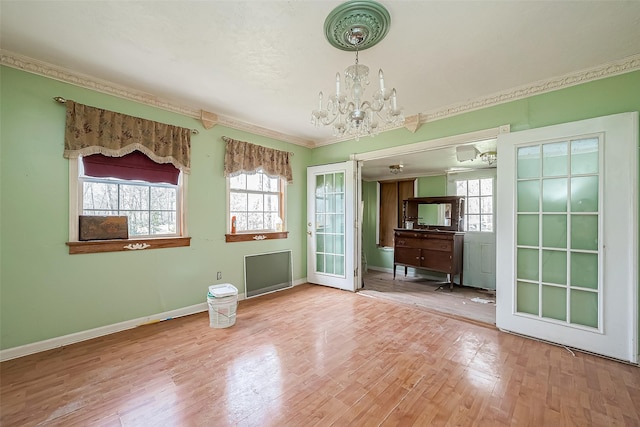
[
  {"x1": 314, "y1": 53, "x2": 640, "y2": 146},
  {"x1": 2, "y1": 50, "x2": 638, "y2": 148},
  {"x1": 418, "y1": 54, "x2": 640, "y2": 125},
  {"x1": 0, "y1": 50, "x2": 314, "y2": 148},
  {"x1": 124, "y1": 243, "x2": 151, "y2": 250},
  {"x1": 252, "y1": 235, "x2": 268, "y2": 241}
]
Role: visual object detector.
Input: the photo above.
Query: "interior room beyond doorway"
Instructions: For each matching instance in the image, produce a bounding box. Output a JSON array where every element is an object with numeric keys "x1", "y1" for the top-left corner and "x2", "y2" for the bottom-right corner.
[{"x1": 360, "y1": 270, "x2": 496, "y2": 325}]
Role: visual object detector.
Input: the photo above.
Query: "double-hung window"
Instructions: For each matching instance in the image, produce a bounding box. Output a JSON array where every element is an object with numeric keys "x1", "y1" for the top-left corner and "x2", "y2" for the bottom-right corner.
[
  {"x1": 229, "y1": 169, "x2": 285, "y2": 235},
  {"x1": 68, "y1": 151, "x2": 189, "y2": 253},
  {"x1": 222, "y1": 136, "x2": 291, "y2": 242},
  {"x1": 80, "y1": 175, "x2": 180, "y2": 238}
]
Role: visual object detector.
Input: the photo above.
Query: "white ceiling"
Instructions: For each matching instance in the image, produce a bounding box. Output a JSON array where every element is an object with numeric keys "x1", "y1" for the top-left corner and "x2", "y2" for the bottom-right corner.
[
  {"x1": 2, "y1": 1, "x2": 639, "y2": 178},
  {"x1": 359, "y1": 137, "x2": 498, "y2": 181}
]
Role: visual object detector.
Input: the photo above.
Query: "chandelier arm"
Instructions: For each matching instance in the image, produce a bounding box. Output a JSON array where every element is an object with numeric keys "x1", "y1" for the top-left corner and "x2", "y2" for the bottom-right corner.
[
  {"x1": 361, "y1": 100, "x2": 385, "y2": 113},
  {"x1": 317, "y1": 109, "x2": 341, "y2": 126}
]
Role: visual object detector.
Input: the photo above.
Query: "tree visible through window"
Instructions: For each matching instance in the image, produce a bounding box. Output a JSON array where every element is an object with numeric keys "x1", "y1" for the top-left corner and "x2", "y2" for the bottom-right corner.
[
  {"x1": 229, "y1": 170, "x2": 283, "y2": 232},
  {"x1": 82, "y1": 179, "x2": 179, "y2": 237},
  {"x1": 456, "y1": 178, "x2": 494, "y2": 232},
  {"x1": 79, "y1": 153, "x2": 181, "y2": 238}
]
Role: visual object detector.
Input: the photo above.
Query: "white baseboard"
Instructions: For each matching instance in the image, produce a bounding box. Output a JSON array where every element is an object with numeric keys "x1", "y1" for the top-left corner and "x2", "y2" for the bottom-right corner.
[
  {"x1": 0, "y1": 281, "x2": 308, "y2": 362},
  {"x1": 0, "y1": 302, "x2": 212, "y2": 362}
]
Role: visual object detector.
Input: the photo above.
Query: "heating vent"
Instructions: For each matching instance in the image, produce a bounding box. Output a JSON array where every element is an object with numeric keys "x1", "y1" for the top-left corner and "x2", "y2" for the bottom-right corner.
[{"x1": 244, "y1": 250, "x2": 293, "y2": 298}]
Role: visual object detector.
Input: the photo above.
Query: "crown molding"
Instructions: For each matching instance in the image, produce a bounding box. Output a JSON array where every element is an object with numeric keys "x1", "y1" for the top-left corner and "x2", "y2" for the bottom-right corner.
[
  {"x1": 2, "y1": 50, "x2": 638, "y2": 149},
  {"x1": 315, "y1": 53, "x2": 640, "y2": 146},
  {"x1": 0, "y1": 50, "x2": 314, "y2": 148},
  {"x1": 419, "y1": 53, "x2": 640, "y2": 124}
]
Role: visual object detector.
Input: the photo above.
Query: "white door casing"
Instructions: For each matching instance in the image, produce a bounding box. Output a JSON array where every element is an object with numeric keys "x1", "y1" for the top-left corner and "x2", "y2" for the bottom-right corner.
[
  {"x1": 307, "y1": 161, "x2": 358, "y2": 291},
  {"x1": 496, "y1": 112, "x2": 638, "y2": 363}
]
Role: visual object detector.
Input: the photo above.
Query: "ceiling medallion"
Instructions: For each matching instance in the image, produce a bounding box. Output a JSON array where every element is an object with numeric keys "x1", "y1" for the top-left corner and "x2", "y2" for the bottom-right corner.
[
  {"x1": 311, "y1": 0, "x2": 404, "y2": 140},
  {"x1": 324, "y1": 1, "x2": 391, "y2": 51}
]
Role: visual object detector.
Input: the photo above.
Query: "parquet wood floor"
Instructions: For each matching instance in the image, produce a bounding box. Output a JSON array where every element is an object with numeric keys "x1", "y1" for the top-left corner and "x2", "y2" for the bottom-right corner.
[{"x1": 1, "y1": 284, "x2": 639, "y2": 426}]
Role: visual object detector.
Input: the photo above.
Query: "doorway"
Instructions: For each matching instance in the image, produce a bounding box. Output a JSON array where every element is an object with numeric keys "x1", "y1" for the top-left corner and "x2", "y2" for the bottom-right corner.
[{"x1": 354, "y1": 126, "x2": 509, "y2": 325}]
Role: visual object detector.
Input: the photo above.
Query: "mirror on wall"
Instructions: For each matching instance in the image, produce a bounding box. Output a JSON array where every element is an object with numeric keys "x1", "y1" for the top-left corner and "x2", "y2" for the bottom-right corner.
[
  {"x1": 417, "y1": 203, "x2": 451, "y2": 227},
  {"x1": 403, "y1": 196, "x2": 464, "y2": 232}
]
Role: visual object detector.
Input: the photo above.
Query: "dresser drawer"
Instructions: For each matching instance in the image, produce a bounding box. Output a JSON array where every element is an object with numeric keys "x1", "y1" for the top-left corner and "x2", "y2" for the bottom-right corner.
[
  {"x1": 417, "y1": 239, "x2": 452, "y2": 252},
  {"x1": 394, "y1": 233, "x2": 452, "y2": 252},
  {"x1": 394, "y1": 237, "x2": 420, "y2": 248}
]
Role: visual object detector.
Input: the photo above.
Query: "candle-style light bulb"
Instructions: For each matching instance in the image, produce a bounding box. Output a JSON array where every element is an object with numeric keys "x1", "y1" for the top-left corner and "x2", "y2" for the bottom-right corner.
[
  {"x1": 378, "y1": 69, "x2": 385, "y2": 93},
  {"x1": 335, "y1": 73, "x2": 341, "y2": 96},
  {"x1": 391, "y1": 88, "x2": 397, "y2": 111},
  {"x1": 318, "y1": 91, "x2": 323, "y2": 110}
]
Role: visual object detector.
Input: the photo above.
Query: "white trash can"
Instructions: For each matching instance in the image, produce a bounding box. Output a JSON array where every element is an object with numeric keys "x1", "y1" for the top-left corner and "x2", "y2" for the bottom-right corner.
[{"x1": 207, "y1": 283, "x2": 238, "y2": 328}]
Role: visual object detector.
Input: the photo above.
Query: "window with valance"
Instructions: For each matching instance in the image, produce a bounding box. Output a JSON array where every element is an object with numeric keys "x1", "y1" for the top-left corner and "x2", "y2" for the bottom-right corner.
[
  {"x1": 63, "y1": 100, "x2": 191, "y2": 173},
  {"x1": 63, "y1": 100, "x2": 192, "y2": 254},
  {"x1": 222, "y1": 137, "x2": 292, "y2": 242},
  {"x1": 223, "y1": 136, "x2": 292, "y2": 184}
]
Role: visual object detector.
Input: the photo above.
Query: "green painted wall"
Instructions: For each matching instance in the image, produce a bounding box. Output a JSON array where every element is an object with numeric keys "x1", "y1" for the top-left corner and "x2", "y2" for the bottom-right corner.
[
  {"x1": 416, "y1": 175, "x2": 446, "y2": 197},
  {"x1": 2, "y1": 65, "x2": 639, "y2": 354},
  {"x1": 0, "y1": 66, "x2": 311, "y2": 350}
]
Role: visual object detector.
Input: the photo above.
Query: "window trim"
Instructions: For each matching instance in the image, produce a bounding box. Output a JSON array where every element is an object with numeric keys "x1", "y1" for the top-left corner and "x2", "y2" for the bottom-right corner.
[
  {"x1": 67, "y1": 158, "x2": 190, "y2": 254},
  {"x1": 225, "y1": 171, "x2": 288, "y2": 243},
  {"x1": 447, "y1": 169, "x2": 496, "y2": 233}
]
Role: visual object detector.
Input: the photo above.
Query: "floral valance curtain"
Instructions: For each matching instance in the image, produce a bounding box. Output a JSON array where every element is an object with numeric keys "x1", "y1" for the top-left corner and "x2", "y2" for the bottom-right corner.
[
  {"x1": 63, "y1": 100, "x2": 191, "y2": 173},
  {"x1": 223, "y1": 136, "x2": 293, "y2": 184}
]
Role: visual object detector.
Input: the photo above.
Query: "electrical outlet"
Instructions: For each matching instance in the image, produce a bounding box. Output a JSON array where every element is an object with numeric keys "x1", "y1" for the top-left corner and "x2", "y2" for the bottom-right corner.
[{"x1": 217, "y1": 271, "x2": 222, "y2": 280}]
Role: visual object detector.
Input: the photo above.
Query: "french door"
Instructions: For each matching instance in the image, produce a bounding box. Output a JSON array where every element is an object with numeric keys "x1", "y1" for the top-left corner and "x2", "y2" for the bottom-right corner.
[
  {"x1": 496, "y1": 112, "x2": 638, "y2": 363},
  {"x1": 306, "y1": 161, "x2": 359, "y2": 291}
]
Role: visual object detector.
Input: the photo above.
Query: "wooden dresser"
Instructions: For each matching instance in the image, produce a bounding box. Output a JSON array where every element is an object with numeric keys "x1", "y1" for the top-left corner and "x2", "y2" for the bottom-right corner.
[{"x1": 393, "y1": 229, "x2": 464, "y2": 290}]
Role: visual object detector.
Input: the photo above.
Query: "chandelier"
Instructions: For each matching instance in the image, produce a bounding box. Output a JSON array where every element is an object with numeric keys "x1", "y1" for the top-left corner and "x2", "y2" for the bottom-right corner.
[
  {"x1": 389, "y1": 164, "x2": 403, "y2": 174},
  {"x1": 311, "y1": 1, "x2": 404, "y2": 140},
  {"x1": 480, "y1": 151, "x2": 498, "y2": 166}
]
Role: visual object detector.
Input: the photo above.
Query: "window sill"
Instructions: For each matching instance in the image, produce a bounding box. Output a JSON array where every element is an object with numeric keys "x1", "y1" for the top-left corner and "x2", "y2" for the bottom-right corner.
[
  {"x1": 225, "y1": 231, "x2": 288, "y2": 243},
  {"x1": 66, "y1": 237, "x2": 191, "y2": 254}
]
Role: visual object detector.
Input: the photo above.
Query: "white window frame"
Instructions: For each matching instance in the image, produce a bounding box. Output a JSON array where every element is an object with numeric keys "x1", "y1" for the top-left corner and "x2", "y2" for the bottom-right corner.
[
  {"x1": 225, "y1": 170, "x2": 288, "y2": 241},
  {"x1": 447, "y1": 169, "x2": 496, "y2": 233},
  {"x1": 68, "y1": 158, "x2": 189, "y2": 242}
]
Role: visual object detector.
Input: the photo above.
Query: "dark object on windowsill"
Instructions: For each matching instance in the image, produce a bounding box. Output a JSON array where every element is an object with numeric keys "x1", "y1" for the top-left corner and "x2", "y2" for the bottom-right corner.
[{"x1": 79, "y1": 216, "x2": 129, "y2": 241}]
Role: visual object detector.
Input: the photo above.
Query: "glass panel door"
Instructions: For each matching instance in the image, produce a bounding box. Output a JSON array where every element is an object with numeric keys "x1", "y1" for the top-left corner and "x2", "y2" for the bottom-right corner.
[
  {"x1": 307, "y1": 162, "x2": 356, "y2": 291},
  {"x1": 496, "y1": 112, "x2": 638, "y2": 363},
  {"x1": 314, "y1": 171, "x2": 346, "y2": 276},
  {"x1": 515, "y1": 137, "x2": 601, "y2": 329}
]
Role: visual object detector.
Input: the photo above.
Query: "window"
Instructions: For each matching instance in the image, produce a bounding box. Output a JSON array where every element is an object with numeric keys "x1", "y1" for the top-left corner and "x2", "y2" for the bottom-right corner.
[
  {"x1": 228, "y1": 170, "x2": 286, "y2": 238},
  {"x1": 455, "y1": 178, "x2": 494, "y2": 232},
  {"x1": 67, "y1": 154, "x2": 190, "y2": 254},
  {"x1": 81, "y1": 178, "x2": 180, "y2": 238}
]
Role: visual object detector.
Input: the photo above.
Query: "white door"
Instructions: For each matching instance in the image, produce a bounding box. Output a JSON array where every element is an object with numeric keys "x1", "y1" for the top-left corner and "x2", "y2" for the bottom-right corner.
[
  {"x1": 449, "y1": 170, "x2": 497, "y2": 289},
  {"x1": 496, "y1": 112, "x2": 638, "y2": 363},
  {"x1": 307, "y1": 161, "x2": 358, "y2": 291}
]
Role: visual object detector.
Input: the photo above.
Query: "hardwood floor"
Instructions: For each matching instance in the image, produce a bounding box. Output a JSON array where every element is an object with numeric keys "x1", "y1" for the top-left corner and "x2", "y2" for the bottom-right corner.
[{"x1": 1, "y1": 284, "x2": 639, "y2": 426}]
